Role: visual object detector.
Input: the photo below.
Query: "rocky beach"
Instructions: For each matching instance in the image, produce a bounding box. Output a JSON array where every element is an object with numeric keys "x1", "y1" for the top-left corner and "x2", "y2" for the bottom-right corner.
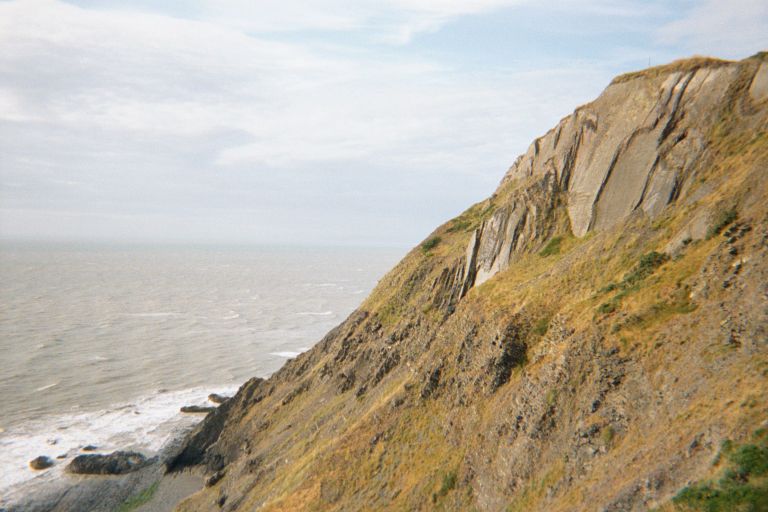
[
  {"x1": 2, "y1": 1, "x2": 766, "y2": 510},
  {"x1": 166, "y1": 54, "x2": 768, "y2": 511},
  {"x1": 3, "y1": 391, "x2": 227, "y2": 511},
  {"x1": 0, "y1": 247, "x2": 400, "y2": 511}
]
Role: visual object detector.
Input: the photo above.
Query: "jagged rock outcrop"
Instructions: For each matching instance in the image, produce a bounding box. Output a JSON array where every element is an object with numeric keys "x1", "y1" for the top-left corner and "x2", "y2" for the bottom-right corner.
[
  {"x1": 172, "y1": 53, "x2": 768, "y2": 512},
  {"x1": 457, "y1": 56, "x2": 768, "y2": 291}
]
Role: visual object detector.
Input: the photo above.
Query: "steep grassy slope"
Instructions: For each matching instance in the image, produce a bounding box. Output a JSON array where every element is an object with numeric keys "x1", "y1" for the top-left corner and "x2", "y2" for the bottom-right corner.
[{"x1": 172, "y1": 53, "x2": 768, "y2": 512}]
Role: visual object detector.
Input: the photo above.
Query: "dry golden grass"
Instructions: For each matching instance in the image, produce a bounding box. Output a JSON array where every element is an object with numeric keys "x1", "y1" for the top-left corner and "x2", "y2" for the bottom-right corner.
[
  {"x1": 611, "y1": 56, "x2": 732, "y2": 85},
  {"x1": 177, "y1": 55, "x2": 768, "y2": 512}
]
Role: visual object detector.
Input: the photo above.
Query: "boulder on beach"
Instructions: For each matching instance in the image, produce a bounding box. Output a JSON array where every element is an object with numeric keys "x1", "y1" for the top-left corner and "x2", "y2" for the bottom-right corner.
[
  {"x1": 207, "y1": 393, "x2": 230, "y2": 404},
  {"x1": 180, "y1": 405, "x2": 216, "y2": 414},
  {"x1": 81, "y1": 444, "x2": 98, "y2": 452},
  {"x1": 67, "y1": 450, "x2": 151, "y2": 475},
  {"x1": 30, "y1": 456, "x2": 54, "y2": 470}
]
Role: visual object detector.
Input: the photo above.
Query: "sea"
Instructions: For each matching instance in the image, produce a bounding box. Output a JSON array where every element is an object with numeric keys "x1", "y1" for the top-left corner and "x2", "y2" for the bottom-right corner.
[{"x1": 0, "y1": 242, "x2": 403, "y2": 503}]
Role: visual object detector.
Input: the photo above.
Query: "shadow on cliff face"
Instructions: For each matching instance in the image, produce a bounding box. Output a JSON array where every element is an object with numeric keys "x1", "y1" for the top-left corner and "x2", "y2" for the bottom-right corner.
[{"x1": 167, "y1": 53, "x2": 768, "y2": 512}]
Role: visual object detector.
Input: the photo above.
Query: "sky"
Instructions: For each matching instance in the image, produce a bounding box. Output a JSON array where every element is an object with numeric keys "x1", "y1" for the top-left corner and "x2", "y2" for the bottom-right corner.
[{"x1": 0, "y1": 0, "x2": 766, "y2": 247}]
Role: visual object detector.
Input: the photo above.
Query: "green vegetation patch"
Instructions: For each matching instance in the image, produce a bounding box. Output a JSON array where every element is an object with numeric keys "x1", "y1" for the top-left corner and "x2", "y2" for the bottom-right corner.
[
  {"x1": 432, "y1": 469, "x2": 458, "y2": 503},
  {"x1": 670, "y1": 430, "x2": 768, "y2": 512},
  {"x1": 622, "y1": 251, "x2": 669, "y2": 286},
  {"x1": 600, "y1": 425, "x2": 615, "y2": 446},
  {"x1": 117, "y1": 481, "x2": 159, "y2": 512},
  {"x1": 598, "y1": 301, "x2": 618, "y2": 315},
  {"x1": 539, "y1": 236, "x2": 564, "y2": 257},
  {"x1": 612, "y1": 287, "x2": 697, "y2": 333},
  {"x1": 446, "y1": 218, "x2": 473, "y2": 233},
  {"x1": 597, "y1": 251, "x2": 669, "y2": 315},
  {"x1": 447, "y1": 202, "x2": 497, "y2": 234},
  {"x1": 532, "y1": 316, "x2": 551, "y2": 336},
  {"x1": 421, "y1": 236, "x2": 442, "y2": 254},
  {"x1": 706, "y1": 208, "x2": 737, "y2": 239}
]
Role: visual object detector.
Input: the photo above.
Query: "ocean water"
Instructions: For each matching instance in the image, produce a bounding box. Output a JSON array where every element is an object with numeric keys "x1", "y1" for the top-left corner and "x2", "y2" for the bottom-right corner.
[{"x1": 0, "y1": 243, "x2": 402, "y2": 499}]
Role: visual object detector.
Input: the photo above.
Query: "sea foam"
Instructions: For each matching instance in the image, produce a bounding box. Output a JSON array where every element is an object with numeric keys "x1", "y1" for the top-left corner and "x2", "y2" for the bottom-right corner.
[{"x1": 0, "y1": 385, "x2": 237, "y2": 500}]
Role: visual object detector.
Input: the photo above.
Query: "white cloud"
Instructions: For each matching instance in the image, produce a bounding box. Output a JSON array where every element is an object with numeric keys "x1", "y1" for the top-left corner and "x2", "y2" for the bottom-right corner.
[
  {"x1": 0, "y1": 0, "x2": 605, "y2": 170},
  {"x1": 657, "y1": 0, "x2": 768, "y2": 58},
  {"x1": 0, "y1": 0, "x2": 641, "y2": 244},
  {"x1": 185, "y1": 0, "x2": 529, "y2": 43}
]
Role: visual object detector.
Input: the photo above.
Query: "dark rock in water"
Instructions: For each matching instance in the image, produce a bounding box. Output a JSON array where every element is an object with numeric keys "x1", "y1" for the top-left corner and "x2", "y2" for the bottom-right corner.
[
  {"x1": 67, "y1": 451, "x2": 151, "y2": 475},
  {"x1": 208, "y1": 393, "x2": 230, "y2": 404},
  {"x1": 167, "y1": 377, "x2": 264, "y2": 472},
  {"x1": 30, "y1": 456, "x2": 54, "y2": 470},
  {"x1": 81, "y1": 445, "x2": 98, "y2": 452},
  {"x1": 181, "y1": 405, "x2": 216, "y2": 414},
  {"x1": 57, "y1": 453, "x2": 68, "y2": 459}
]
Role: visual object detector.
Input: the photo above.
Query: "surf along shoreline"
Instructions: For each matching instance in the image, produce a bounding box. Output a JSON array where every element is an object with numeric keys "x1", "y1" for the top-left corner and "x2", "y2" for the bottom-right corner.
[{"x1": 1, "y1": 387, "x2": 237, "y2": 512}]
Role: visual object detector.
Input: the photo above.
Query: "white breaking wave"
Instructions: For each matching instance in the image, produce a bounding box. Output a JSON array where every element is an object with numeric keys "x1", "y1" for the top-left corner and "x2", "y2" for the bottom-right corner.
[
  {"x1": 0, "y1": 384, "x2": 238, "y2": 499},
  {"x1": 270, "y1": 351, "x2": 302, "y2": 358},
  {"x1": 0, "y1": 245, "x2": 400, "y2": 506}
]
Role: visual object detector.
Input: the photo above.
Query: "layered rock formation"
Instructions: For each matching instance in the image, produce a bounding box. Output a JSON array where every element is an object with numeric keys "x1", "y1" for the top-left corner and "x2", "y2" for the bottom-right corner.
[
  {"x1": 464, "y1": 56, "x2": 767, "y2": 289},
  {"x1": 172, "y1": 54, "x2": 768, "y2": 511}
]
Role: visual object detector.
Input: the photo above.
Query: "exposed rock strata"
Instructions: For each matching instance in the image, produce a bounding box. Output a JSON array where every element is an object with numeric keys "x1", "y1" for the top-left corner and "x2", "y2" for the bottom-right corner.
[{"x1": 172, "y1": 54, "x2": 768, "y2": 512}]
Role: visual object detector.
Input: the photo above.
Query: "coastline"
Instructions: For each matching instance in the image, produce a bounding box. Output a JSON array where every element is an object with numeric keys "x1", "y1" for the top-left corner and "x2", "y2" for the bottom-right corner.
[
  {"x1": 0, "y1": 390, "x2": 231, "y2": 512},
  {"x1": 3, "y1": 418, "x2": 205, "y2": 512}
]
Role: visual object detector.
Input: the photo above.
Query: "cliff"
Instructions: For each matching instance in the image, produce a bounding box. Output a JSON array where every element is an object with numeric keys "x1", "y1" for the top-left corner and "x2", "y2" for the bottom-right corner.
[{"x1": 172, "y1": 53, "x2": 768, "y2": 511}]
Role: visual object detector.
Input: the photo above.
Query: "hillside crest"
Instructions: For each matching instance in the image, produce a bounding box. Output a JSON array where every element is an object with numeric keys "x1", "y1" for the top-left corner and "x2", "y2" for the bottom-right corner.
[{"x1": 172, "y1": 54, "x2": 768, "y2": 512}]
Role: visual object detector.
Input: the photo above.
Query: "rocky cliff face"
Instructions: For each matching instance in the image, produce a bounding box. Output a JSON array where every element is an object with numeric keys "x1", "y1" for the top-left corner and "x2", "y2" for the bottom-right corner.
[{"x1": 173, "y1": 54, "x2": 768, "y2": 512}]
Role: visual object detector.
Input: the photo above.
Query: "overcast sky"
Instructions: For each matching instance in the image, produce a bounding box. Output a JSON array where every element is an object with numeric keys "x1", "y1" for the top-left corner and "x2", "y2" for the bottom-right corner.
[{"x1": 1, "y1": 0, "x2": 766, "y2": 247}]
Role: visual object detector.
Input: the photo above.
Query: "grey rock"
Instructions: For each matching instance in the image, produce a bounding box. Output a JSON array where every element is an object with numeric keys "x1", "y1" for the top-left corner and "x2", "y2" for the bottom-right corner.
[
  {"x1": 208, "y1": 393, "x2": 230, "y2": 404},
  {"x1": 67, "y1": 450, "x2": 152, "y2": 475},
  {"x1": 181, "y1": 405, "x2": 217, "y2": 414},
  {"x1": 749, "y1": 61, "x2": 768, "y2": 102},
  {"x1": 457, "y1": 62, "x2": 744, "y2": 292},
  {"x1": 29, "y1": 456, "x2": 54, "y2": 470}
]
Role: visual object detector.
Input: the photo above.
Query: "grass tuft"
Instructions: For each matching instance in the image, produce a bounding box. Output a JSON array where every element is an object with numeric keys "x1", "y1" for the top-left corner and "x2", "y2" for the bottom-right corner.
[
  {"x1": 598, "y1": 302, "x2": 617, "y2": 315},
  {"x1": 433, "y1": 470, "x2": 458, "y2": 503},
  {"x1": 117, "y1": 482, "x2": 159, "y2": 512},
  {"x1": 539, "y1": 236, "x2": 564, "y2": 257},
  {"x1": 622, "y1": 251, "x2": 669, "y2": 286},
  {"x1": 706, "y1": 208, "x2": 737, "y2": 239},
  {"x1": 446, "y1": 201, "x2": 497, "y2": 233},
  {"x1": 671, "y1": 431, "x2": 768, "y2": 512},
  {"x1": 533, "y1": 316, "x2": 551, "y2": 336},
  {"x1": 611, "y1": 56, "x2": 730, "y2": 85},
  {"x1": 597, "y1": 252, "x2": 669, "y2": 315},
  {"x1": 601, "y1": 426, "x2": 615, "y2": 446},
  {"x1": 421, "y1": 236, "x2": 442, "y2": 254}
]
